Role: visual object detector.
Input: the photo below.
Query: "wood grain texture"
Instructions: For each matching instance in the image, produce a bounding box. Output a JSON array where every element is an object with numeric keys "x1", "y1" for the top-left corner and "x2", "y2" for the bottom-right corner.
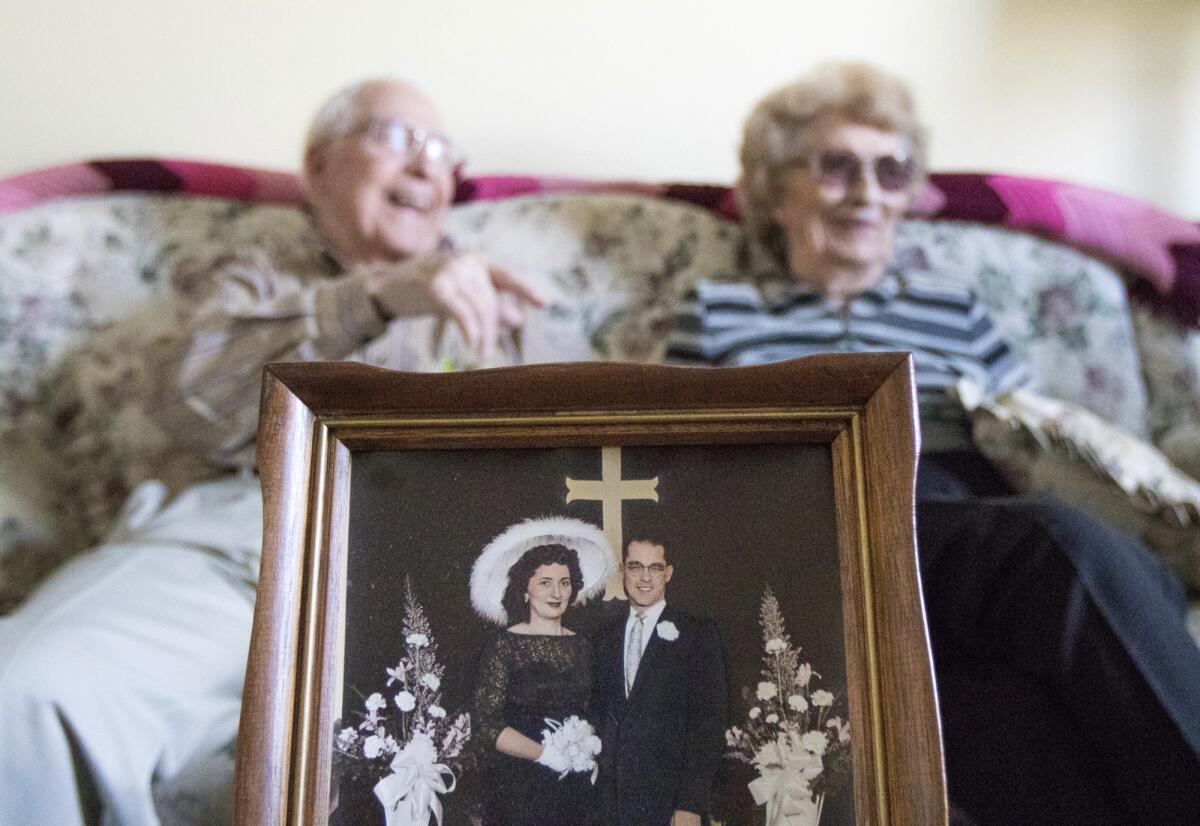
[
  {"x1": 235, "y1": 354, "x2": 946, "y2": 826},
  {"x1": 234, "y1": 371, "x2": 317, "y2": 825},
  {"x1": 857, "y1": 356, "x2": 948, "y2": 825},
  {"x1": 262, "y1": 354, "x2": 912, "y2": 419}
]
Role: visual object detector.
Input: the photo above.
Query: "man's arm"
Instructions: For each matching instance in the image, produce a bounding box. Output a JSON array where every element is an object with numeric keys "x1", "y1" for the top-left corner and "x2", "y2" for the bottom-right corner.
[
  {"x1": 147, "y1": 247, "x2": 402, "y2": 466},
  {"x1": 673, "y1": 616, "x2": 728, "y2": 818},
  {"x1": 149, "y1": 247, "x2": 543, "y2": 467}
]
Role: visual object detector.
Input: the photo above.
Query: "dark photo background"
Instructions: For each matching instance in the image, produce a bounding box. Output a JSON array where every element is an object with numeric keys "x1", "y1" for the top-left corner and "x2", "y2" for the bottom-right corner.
[{"x1": 333, "y1": 441, "x2": 852, "y2": 825}]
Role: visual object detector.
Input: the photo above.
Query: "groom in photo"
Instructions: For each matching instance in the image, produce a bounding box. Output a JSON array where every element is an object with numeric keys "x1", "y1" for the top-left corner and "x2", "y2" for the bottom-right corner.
[{"x1": 592, "y1": 538, "x2": 729, "y2": 826}]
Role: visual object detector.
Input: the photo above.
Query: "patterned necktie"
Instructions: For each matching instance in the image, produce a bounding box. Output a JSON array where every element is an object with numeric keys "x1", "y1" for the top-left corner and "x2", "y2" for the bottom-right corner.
[{"x1": 625, "y1": 614, "x2": 646, "y2": 696}]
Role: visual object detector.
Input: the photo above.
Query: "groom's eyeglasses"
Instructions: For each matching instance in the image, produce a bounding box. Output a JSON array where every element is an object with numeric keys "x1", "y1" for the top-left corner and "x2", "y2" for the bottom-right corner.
[{"x1": 624, "y1": 562, "x2": 668, "y2": 576}]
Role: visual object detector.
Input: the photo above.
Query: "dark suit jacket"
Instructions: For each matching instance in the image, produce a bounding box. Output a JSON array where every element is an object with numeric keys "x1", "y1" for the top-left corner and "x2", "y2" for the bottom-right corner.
[{"x1": 592, "y1": 604, "x2": 728, "y2": 826}]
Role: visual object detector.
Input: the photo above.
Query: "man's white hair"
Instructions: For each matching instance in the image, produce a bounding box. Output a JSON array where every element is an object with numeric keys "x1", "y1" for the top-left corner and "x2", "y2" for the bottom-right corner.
[{"x1": 303, "y1": 78, "x2": 380, "y2": 163}]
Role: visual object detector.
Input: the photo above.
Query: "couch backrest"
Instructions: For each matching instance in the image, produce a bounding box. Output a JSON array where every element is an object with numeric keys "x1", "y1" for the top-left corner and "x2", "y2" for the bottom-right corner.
[{"x1": 1, "y1": 181, "x2": 1195, "y2": 608}]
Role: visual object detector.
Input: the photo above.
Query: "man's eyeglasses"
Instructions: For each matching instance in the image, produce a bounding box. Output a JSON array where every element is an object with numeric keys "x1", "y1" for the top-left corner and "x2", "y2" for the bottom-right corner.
[
  {"x1": 806, "y1": 149, "x2": 916, "y2": 193},
  {"x1": 357, "y1": 118, "x2": 461, "y2": 168},
  {"x1": 623, "y1": 562, "x2": 668, "y2": 576}
]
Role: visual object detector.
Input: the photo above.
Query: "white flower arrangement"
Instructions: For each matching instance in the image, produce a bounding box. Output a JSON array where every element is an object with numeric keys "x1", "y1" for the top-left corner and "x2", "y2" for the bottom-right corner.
[
  {"x1": 655, "y1": 620, "x2": 679, "y2": 641},
  {"x1": 538, "y1": 715, "x2": 603, "y2": 783},
  {"x1": 726, "y1": 587, "x2": 851, "y2": 826},
  {"x1": 334, "y1": 578, "x2": 471, "y2": 826}
]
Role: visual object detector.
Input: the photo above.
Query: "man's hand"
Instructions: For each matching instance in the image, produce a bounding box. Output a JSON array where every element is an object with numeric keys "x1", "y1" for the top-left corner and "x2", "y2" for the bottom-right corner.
[
  {"x1": 367, "y1": 252, "x2": 547, "y2": 362},
  {"x1": 670, "y1": 810, "x2": 702, "y2": 826}
]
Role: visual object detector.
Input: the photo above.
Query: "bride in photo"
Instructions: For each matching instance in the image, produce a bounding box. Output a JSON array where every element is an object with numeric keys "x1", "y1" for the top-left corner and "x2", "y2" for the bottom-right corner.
[{"x1": 469, "y1": 517, "x2": 612, "y2": 826}]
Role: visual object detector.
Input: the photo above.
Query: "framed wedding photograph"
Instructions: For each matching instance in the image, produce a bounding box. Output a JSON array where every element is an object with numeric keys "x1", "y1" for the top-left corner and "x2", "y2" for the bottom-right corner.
[{"x1": 235, "y1": 355, "x2": 947, "y2": 826}]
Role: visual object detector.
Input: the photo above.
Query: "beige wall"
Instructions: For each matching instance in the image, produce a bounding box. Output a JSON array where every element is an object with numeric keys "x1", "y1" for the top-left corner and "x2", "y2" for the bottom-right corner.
[{"x1": 3, "y1": 0, "x2": 1198, "y2": 216}]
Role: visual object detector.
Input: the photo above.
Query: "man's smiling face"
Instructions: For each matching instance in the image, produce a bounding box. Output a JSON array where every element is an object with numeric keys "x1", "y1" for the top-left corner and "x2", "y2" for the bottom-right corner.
[
  {"x1": 623, "y1": 540, "x2": 672, "y2": 610},
  {"x1": 304, "y1": 79, "x2": 456, "y2": 265}
]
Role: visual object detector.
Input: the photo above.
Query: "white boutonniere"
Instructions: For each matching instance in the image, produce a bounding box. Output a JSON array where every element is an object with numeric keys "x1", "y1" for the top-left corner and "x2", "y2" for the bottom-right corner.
[{"x1": 656, "y1": 620, "x2": 679, "y2": 641}]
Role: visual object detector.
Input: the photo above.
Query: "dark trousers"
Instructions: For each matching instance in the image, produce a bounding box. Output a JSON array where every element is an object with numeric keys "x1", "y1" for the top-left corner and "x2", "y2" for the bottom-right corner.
[{"x1": 917, "y1": 452, "x2": 1200, "y2": 825}]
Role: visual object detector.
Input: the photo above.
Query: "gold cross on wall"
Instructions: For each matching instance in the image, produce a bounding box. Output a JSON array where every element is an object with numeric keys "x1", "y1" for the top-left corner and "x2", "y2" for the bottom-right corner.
[{"x1": 565, "y1": 446, "x2": 659, "y2": 599}]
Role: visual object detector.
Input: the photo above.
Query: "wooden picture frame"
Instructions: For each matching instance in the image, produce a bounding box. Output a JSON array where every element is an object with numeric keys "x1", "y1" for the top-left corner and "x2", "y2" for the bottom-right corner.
[{"x1": 235, "y1": 354, "x2": 947, "y2": 826}]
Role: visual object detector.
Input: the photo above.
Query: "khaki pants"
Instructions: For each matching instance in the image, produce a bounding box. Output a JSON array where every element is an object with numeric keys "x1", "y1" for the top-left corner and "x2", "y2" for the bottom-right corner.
[{"x1": 0, "y1": 476, "x2": 261, "y2": 826}]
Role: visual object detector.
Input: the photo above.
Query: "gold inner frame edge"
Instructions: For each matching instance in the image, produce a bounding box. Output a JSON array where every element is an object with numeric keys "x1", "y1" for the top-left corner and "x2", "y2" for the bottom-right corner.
[{"x1": 290, "y1": 404, "x2": 888, "y2": 825}]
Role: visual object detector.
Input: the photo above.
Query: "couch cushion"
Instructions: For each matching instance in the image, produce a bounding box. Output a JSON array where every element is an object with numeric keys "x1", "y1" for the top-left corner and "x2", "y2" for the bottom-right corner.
[
  {"x1": 0, "y1": 195, "x2": 319, "y2": 605},
  {"x1": 895, "y1": 220, "x2": 1150, "y2": 436},
  {"x1": 1131, "y1": 306, "x2": 1200, "y2": 480}
]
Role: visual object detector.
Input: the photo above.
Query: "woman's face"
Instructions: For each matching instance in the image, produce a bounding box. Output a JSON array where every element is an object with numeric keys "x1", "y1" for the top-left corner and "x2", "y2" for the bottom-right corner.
[
  {"x1": 525, "y1": 563, "x2": 573, "y2": 622},
  {"x1": 771, "y1": 113, "x2": 916, "y2": 289}
]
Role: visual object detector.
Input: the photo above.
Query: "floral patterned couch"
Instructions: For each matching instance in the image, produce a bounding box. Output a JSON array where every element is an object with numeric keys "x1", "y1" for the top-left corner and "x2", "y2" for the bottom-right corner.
[{"x1": 2, "y1": 159, "x2": 1200, "y2": 820}]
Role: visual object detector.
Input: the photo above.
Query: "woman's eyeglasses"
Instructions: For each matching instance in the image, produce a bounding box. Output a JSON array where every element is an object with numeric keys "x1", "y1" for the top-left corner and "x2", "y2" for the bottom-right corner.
[
  {"x1": 807, "y1": 149, "x2": 916, "y2": 193},
  {"x1": 357, "y1": 118, "x2": 461, "y2": 168}
]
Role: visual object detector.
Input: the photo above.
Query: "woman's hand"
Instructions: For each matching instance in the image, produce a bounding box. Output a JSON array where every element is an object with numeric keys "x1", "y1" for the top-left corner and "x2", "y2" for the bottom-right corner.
[
  {"x1": 534, "y1": 740, "x2": 571, "y2": 774},
  {"x1": 495, "y1": 718, "x2": 600, "y2": 780}
]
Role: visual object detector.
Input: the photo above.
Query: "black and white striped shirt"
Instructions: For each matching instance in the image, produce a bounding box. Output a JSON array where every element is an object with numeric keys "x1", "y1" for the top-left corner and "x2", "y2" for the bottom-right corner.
[{"x1": 666, "y1": 273, "x2": 1028, "y2": 451}]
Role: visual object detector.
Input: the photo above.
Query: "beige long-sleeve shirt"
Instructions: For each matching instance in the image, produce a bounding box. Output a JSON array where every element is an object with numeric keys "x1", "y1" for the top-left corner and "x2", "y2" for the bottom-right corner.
[{"x1": 154, "y1": 244, "x2": 451, "y2": 469}]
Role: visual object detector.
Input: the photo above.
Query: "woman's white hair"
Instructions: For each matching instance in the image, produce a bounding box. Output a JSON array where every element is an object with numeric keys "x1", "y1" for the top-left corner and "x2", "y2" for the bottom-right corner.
[{"x1": 737, "y1": 61, "x2": 928, "y2": 266}]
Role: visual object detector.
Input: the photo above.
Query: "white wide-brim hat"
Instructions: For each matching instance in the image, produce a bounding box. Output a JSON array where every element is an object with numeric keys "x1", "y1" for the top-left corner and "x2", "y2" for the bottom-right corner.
[{"x1": 470, "y1": 516, "x2": 614, "y2": 625}]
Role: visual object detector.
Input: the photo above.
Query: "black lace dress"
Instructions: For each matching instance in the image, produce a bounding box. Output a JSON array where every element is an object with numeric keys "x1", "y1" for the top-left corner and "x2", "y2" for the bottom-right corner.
[{"x1": 473, "y1": 632, "x2": 597, "y2": 826}]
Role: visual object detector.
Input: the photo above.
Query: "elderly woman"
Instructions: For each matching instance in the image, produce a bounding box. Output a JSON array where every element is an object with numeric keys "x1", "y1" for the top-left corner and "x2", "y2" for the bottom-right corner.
[
  {"x1": 668, "y1": 62, "x2": 1200, "y2": 824},
  {"x1": 470, "y1": 518, "x2": 611, "y2": 826},
  {"x1": 0, "y1": 77, "x2": 543, "y2": 826}
]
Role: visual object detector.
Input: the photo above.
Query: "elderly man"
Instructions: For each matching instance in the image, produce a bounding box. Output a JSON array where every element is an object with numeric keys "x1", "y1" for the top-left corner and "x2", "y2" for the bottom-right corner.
[{"x1": 0, "y1": 78, "x2": 541, "y2": 826}]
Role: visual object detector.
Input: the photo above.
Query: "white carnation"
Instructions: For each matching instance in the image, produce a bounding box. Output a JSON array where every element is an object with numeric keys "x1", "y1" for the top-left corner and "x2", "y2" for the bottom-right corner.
[
  {"x1": 800, "y1": 730, "x2": 828, "y2": 755},
  {"x1": 394, "y1": 691, "x2": 416, "y2": 712},
  {"x1": 363, "y1": 734, "x2": 386, "y2": 758},
  {"x1": 811, "y1": 689, "x2": 834, "y2": 707},
  {"x1": 428, "y1": 704, "x2": 447, "y2": 719},
  {"x1": 420, "y1": 673, "x2": 441, "y2": 691},
  {"x1": 655, "y1": 621, "x2": 679, "y2": 641},
  {"x1": 756, "y1": 681, "x2": 778, "y2": 701},
  {"x1": 725, "y1": 726, "x2": 744, "y2": 748},
  {"x1": 364, "y1": 692, "x2": 386, "y2": 712},
  {"x1": 788, "y1": 694, "x2": 809, "y2": 713},
  {"x1": 406, "y1": 633, "x2": 429, "y2": 647},
  {"x1": 335, "y1": 727, "x2": 358, "y2": 751}
]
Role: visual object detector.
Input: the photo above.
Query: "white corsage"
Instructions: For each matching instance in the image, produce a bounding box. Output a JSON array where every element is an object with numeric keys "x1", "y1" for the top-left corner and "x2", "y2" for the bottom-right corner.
[
  {"x1": 537, "y1": 715, "x2": 603, "y2": 783},
  {"x1": 656, "y1": 620, "x2": 679, "y2": 641}
]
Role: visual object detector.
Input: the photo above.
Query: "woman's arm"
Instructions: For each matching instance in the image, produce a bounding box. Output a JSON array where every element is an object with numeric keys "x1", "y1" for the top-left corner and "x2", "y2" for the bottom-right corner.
[
  {"x1": 473, "y1": 637, "x2": 543, "y2": 762},
  {"x1": 471, "y1": 638, "x2": 554, "y2": 764},
  {"x1": 494, "y1": 727, "x2": 543, "y2": 761}
]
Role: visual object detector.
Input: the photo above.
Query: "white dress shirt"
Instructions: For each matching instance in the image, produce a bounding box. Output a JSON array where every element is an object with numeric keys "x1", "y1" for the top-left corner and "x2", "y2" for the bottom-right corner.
[{"x1": 624, "y1": 599, "x2": 667, "y2": 661}]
